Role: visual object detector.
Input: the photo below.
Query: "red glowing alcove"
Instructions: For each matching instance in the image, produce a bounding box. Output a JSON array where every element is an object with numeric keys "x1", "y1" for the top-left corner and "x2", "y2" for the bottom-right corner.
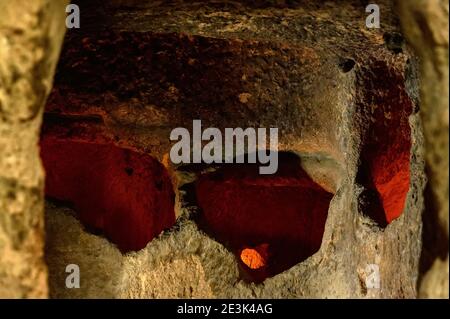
[
  {"x1": 194, "y1": 153, "x2": 333, "y2": 282},
  {"x1": 40, "y1": 138, "x2": 175, "y2": 252},
  {"x1": 357, "y1": 62, "x2": 413, "y2": 227}
]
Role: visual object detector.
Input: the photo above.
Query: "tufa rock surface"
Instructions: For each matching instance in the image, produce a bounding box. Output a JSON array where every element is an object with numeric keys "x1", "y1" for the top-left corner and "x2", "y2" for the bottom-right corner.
[
  {"x1": 0, "y1": 0, "x2": 68, "y2": 298},
  {"x1": 397, "y1": 0, "x2": 449, "y2": 298},
  {"x1": 43, "y1": 0, "x2": 426, "y2": 298}
]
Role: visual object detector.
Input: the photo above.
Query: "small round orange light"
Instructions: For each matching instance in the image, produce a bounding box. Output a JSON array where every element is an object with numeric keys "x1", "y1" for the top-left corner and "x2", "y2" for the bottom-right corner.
[{"x1": 240, "y1": 248, "x2": 266, "y2": 269}]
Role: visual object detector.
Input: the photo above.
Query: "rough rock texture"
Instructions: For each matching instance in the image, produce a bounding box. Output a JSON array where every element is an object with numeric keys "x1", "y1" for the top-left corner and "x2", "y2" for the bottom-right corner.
[
  {"x1": 397, "y1": 0, "x2": 449, "y2": 298},
  {"x1": 0, "y1": 0, "x2": 68, "y2": 298},
  {"x1": 43, "y1": 0, "x2": 426, "y2": 298}
]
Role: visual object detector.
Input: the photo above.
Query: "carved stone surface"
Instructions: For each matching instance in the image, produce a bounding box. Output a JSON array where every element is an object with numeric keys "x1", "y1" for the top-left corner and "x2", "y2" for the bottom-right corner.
[
  {"x1": 42, "y1": 0, "x2": 426, "y2": 298},
  {"x1": 1, "y1": 0, "x2": 446, "y2": 299}
]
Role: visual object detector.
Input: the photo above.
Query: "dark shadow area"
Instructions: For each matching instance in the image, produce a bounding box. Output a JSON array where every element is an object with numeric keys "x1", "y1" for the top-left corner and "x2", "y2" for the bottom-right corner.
[
  {"x1": 418, "y1": 177, "x2": 449, "y2": 282},
  {"x1": 356, "y1": 165, "x2": 388, "y2": 227},
  {"x1": 338, "y1": 58, "x2": 356, "y2": 73}
]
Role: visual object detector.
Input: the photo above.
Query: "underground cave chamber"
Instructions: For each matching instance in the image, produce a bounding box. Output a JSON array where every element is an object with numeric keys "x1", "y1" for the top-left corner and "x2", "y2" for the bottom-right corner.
[{"x1": 36, "y1": 0, "x2": 422, "y2": 298}]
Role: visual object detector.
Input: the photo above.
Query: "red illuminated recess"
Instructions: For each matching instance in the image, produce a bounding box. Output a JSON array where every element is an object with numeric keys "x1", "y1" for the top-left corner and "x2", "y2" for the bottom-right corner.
[
  {"x1": 359, "y1": 104, "x2": 412, "y2": 226},
  {"x1": 358, "y1": 62, "x2": 413, "y2": 226},
  {"x1": 371, "y1": 149, "x2": 410, "y2": 224},
  {"x1": 40, "y1": 138, "x2": 175, "y2": 252},
  {"x1": 195, "y1": 155, "x2": 333, "y2": 282}
]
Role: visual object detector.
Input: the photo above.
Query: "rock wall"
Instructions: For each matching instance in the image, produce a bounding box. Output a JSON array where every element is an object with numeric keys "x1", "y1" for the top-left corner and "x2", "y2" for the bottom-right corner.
[
  {"x1": 1, "y1": 0, "x2": 447, "y2": 299},
  {"x1": 43, "y1": 0, "x2": 426, "y2": 298},
  {"x1": 397, "y1": 0, "x2": 449, "y2": 299},
  {"x1": 0, "y1": 0, "x2": 68, "y2": 298}
]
